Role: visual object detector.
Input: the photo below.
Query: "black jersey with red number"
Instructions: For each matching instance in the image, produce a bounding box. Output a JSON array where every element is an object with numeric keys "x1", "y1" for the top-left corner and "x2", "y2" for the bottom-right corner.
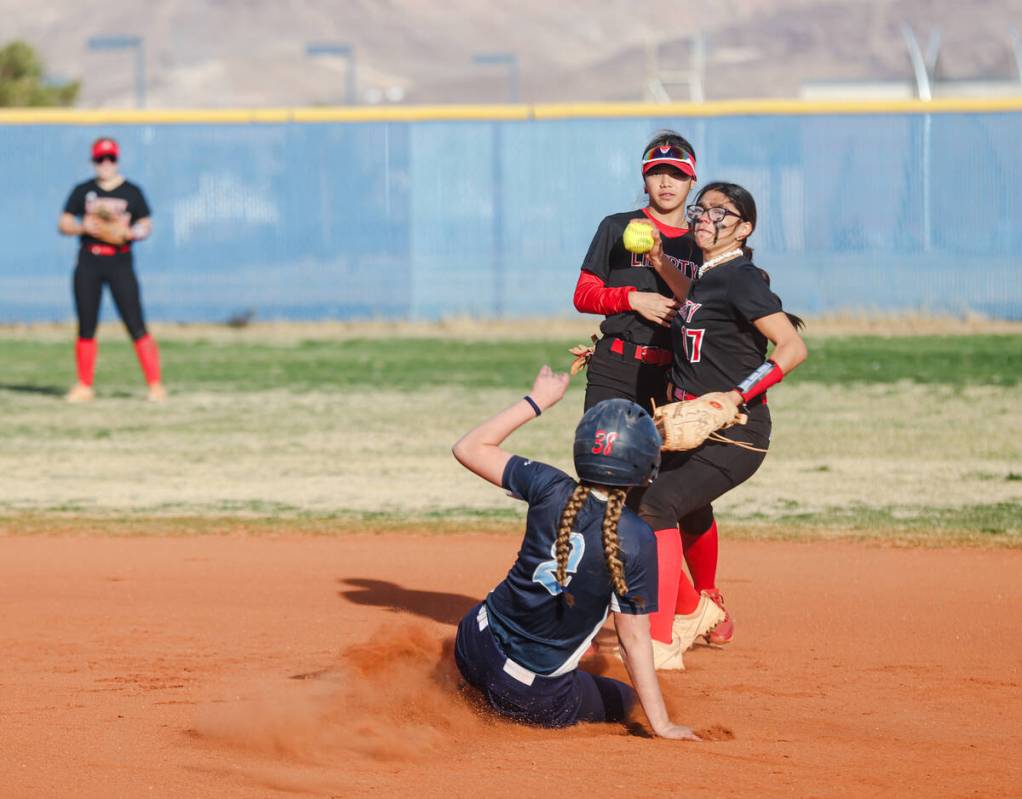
[
  {"x1": 581, "y1": 210, "x2": 701, "y2": 348},
  {"x1": 63, "y1": 179, "x2": 151, "y2": 250},
  {"x1": 670, "y1": 257, "x2": 784, "y2": 395}
]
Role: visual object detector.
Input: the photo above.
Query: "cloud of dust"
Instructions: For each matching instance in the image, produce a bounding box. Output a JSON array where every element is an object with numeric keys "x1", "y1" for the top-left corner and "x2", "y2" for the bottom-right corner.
[
  {"x1": 192, "y1": 621, "x2": 730, "y2": 784},
  {"x1": 194, "y1": 623, "x2": 491, "y2": 765}
]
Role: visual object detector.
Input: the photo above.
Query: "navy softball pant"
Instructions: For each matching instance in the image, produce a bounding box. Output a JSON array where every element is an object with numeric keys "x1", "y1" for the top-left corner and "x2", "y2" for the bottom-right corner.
[{"x1": 454, "y1": 603, "x2": 634, "y2": 728}]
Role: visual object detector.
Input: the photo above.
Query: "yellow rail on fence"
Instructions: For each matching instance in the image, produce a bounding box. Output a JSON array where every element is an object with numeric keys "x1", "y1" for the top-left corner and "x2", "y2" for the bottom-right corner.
[{"x1": 1, "y1": 97, "x2": 1021, "y2": 125}]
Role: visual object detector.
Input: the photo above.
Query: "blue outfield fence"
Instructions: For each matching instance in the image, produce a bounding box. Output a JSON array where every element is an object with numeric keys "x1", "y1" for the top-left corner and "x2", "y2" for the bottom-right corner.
[{"x1": 1, "y1": 103, "x2": 1020, "y2": 322}]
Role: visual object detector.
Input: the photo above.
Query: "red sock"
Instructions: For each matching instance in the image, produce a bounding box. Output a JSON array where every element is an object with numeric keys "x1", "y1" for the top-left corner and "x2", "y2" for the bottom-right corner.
[
  {"x1": 75, "y1": 338, "x2": 97, "y2": 386},
  {"x1": 649, "y1": 529, "x2": 701, "y2": 641},
  {"x1": 681, "y1": 519, "x2": 719, "y2": 595},
  {"x1": 133, "y1": 334, "x2": 161, "y2": 384}
]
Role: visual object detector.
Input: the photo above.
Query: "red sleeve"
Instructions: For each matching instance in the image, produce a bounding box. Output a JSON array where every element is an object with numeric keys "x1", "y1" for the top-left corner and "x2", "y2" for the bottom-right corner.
[{"x1": 573, "y1": 270, "x2": 635, "y2": 316}]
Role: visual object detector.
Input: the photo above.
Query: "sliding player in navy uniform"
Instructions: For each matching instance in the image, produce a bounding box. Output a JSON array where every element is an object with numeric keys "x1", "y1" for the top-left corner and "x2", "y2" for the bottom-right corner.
[
  {"x1": 58, "y1": 137, "x2": 165, "y2": 402},
  {"x1": 451, "y1": 365, "x2": 700, "y2": 739}
]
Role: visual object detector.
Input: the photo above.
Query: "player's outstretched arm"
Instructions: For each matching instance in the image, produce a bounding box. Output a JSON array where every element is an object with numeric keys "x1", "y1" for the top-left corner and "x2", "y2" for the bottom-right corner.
[
  {"x1": 614, "y1": 611, "x2": 701, "y2": 741},
  {"x1": 452, "y1": 365, "x2": 570, "y2": 487}
]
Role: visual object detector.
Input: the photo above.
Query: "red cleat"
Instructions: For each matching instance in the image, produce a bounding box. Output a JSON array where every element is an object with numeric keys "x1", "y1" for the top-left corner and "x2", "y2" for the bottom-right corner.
[{"x1": 703, "y1": 589, "x2": 734, "y2": 644}]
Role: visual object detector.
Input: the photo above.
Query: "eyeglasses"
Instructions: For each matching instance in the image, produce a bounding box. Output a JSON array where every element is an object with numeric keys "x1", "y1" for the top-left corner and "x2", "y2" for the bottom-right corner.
[
  {"x1": 686, "y1": 204, "x2": 742, "y2": 224},
  {"x1": 92, "y1": 155, "x2": 117, "y2": 164}
]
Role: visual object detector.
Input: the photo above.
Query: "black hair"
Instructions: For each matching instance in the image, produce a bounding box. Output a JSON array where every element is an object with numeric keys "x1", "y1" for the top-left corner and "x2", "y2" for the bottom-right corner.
[
  {"x1": 695, "y1": 181, "x2": 757, "y2": 256},
  {"x1": 697, "y1": 182, "x2": 805, "y2": 330},
  {"x1": 642, "y1": 129, "x2": 696, "y2": 162}
]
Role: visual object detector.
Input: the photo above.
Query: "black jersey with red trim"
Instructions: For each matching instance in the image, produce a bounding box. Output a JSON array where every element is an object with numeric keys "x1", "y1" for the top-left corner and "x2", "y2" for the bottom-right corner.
[
  {"x1": 484, "y1": 455, "x2": 658, "y2": 676},
  {"x1": 580, "y1": 209, "x2": 701, "y2": 348},
  {"x1": 64, "y1": 179, "x2": 151, "y2": 249},
  {"x1": 669, "y1": 257, "x2": 784, "y2": 396}
]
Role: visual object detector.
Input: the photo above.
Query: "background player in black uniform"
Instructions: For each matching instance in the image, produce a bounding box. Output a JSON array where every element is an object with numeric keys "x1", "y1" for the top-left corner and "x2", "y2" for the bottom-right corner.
[
  {"x1": 58, "y1": 137, "x2": 165, "y2": 402},
  {"x1": 451, "y1": 366, "x2": 700, "y2": 739},
  {"x1": 639, "y1": 182, "x2": 808, "y2": 661},
  {"x1": 573, "y1": 130, "x2": 702, "y2": 414}
]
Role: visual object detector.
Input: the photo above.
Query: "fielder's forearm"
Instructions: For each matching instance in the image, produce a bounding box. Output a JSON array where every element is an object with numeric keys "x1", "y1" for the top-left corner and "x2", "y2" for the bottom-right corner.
[
  {"x1": 769, "y1": 336, "x2": 807, "y2": 375},
  {"x1": 128, "y1": 218, "x2": 152, "y2": 241},
  {"x1": 652, "y1": 259, "x2": 692, "y2": 302},
  {"x1": 58, "y1": 214, "x2": 82, "y2": 237}
]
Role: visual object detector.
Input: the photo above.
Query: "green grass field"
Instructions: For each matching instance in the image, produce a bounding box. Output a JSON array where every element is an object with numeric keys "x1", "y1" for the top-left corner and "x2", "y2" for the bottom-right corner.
[
  {"x1": 1, "y1": 325, "x2": 1020, "y2": 545},
  {"x1": 3, "y1": 332, "x2": 1020, "y2": 392}
]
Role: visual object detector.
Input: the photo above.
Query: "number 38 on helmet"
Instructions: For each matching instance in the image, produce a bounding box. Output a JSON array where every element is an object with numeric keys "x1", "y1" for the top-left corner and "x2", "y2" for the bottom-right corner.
[{"x1": 573, "y1": 399, "x2": 662, "y2": 487}]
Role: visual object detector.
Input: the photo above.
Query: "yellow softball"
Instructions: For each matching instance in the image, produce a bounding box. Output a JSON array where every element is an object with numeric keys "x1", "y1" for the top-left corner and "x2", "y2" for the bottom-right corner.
[{"x1": 622, "y1": 219, "x2": 655, "y2": 254}]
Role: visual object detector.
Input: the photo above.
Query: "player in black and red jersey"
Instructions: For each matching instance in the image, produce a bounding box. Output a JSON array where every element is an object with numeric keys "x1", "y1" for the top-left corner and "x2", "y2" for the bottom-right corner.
[
  {"x1": 58, "y1": 137, "x2": 165, "y2": 402},
  {"x1": 638, "y1": 182, "x2": 808, "y2": 663},
  {"x1": 573, "y1": 131, "x2": 702, "y2": 414}
]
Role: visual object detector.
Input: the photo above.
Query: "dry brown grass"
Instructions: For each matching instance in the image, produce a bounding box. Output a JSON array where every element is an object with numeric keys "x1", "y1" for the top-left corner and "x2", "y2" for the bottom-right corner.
[{"x1": 1, "y1": 381, "x2": 1018, "y2": 530}]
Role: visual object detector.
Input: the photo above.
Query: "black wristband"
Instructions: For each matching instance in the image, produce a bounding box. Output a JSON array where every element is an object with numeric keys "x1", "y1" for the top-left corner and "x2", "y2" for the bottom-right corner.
[{"x1": 523, "y1": 395, "x2": 542, "y2": 416}]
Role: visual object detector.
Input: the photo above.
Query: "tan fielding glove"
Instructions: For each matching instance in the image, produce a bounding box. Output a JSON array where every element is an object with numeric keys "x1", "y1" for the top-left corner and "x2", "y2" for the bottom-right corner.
[
  {"x1": 84, "y1": 208, "x2": 131, "y2": 246},
  {"x1": 653, "y1": 392, "x2": 747, "y2": 451}
]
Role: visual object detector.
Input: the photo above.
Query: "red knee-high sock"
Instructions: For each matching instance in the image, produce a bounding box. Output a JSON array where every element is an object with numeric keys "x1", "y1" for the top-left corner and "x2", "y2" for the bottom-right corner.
[
  {"x1": 649, "y1": 529, "x2": 701, "y2": 642},
  {"x1": 133, "y1": 334, "x2": 161, "y2": 384},
  {"x1": 75, "y1": 338, "x2": 97, "y2": 386},
  {"x1": 650, "y1": 529, "x2": 681, "y2": 643},
  {"x1": 681, "y1": 519, "x2": 719, "y2": 596}
]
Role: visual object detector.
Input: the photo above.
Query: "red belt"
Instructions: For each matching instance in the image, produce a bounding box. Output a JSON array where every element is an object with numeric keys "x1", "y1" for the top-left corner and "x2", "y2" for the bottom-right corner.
[
  {"x1": 674, "y1": 387, "x2": 767, "y2": 406},
  {"x1": 87, "y1": 244, "x2": 131, "y2": 256},
  {"x1": 609, "y1": 338, "x2": 672, "y2": 366}
]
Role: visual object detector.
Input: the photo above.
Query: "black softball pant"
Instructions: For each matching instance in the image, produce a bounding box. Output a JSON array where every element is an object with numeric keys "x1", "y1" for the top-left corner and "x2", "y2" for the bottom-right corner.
[
  {"x1": 583, "y1": 340, "x2": 670, "y2": 415},
  {"x1": 640, "y1": 403, "x2": 772, "y2": 534},
  {"x1": 73, "y1": 254, "x2": 148, "y2": 341}
]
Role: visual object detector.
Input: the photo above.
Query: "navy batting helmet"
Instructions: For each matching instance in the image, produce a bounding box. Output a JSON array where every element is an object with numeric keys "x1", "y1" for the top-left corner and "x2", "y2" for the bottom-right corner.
[{"x1": 573, "y1": 399, "x2": 662, "y2": 487}]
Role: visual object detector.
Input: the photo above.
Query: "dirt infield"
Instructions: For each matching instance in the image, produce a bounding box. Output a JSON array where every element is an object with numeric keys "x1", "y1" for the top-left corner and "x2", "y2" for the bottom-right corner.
[{"x1": 2, "y1": 534, "x2": 1019, "y2": 799}]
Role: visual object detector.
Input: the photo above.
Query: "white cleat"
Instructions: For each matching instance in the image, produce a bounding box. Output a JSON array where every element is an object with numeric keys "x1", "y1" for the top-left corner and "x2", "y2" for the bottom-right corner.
[
  {"x1": 651, "y1": 633, "x2": 685, "y2": 671},
  {"x1": 66, "y1": 383, "x2": 95, "y2": 403},
  {"x1": 606, "y1": 631, "x2": 686, "y2": 671},
  {"x1": 673, "y1": 592, "x2": 727, "y2": 653},
  {"x1": 146, "y1": 382, "x2": 167, "y2": 402}
]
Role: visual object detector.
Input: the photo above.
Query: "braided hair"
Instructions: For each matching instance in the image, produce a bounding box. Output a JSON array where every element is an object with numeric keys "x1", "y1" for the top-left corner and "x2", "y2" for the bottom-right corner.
[
  {"x1": 554, "y1": 484, "x2": 591, "y2": 604},
  {"x1": 555, "y1": 483, "x2": 633, "y2": 604},
  {"x1": 600, "y1": 488, "x2": 630, "y2": 598}
]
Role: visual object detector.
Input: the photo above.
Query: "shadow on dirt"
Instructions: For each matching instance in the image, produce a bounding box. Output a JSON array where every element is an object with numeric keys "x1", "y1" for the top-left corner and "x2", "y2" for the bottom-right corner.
[{"x1": 338, "y1": 578, "x2": 477, "y2": 626}]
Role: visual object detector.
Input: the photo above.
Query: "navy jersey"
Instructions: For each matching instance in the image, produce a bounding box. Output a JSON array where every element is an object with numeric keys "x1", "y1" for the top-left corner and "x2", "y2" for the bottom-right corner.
[
  {"x1": 581, "y1": 210, "x2": 701, "y2": 349},
  {"x1": 484, "y1": 455, "x2": 658, "y2": 677},
  {"x1": 64, "y1": 179, "x2": 151, "y2": 250},
  {"x1": 670, "y1": 258, "x2": 784, "y2": 396}
]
